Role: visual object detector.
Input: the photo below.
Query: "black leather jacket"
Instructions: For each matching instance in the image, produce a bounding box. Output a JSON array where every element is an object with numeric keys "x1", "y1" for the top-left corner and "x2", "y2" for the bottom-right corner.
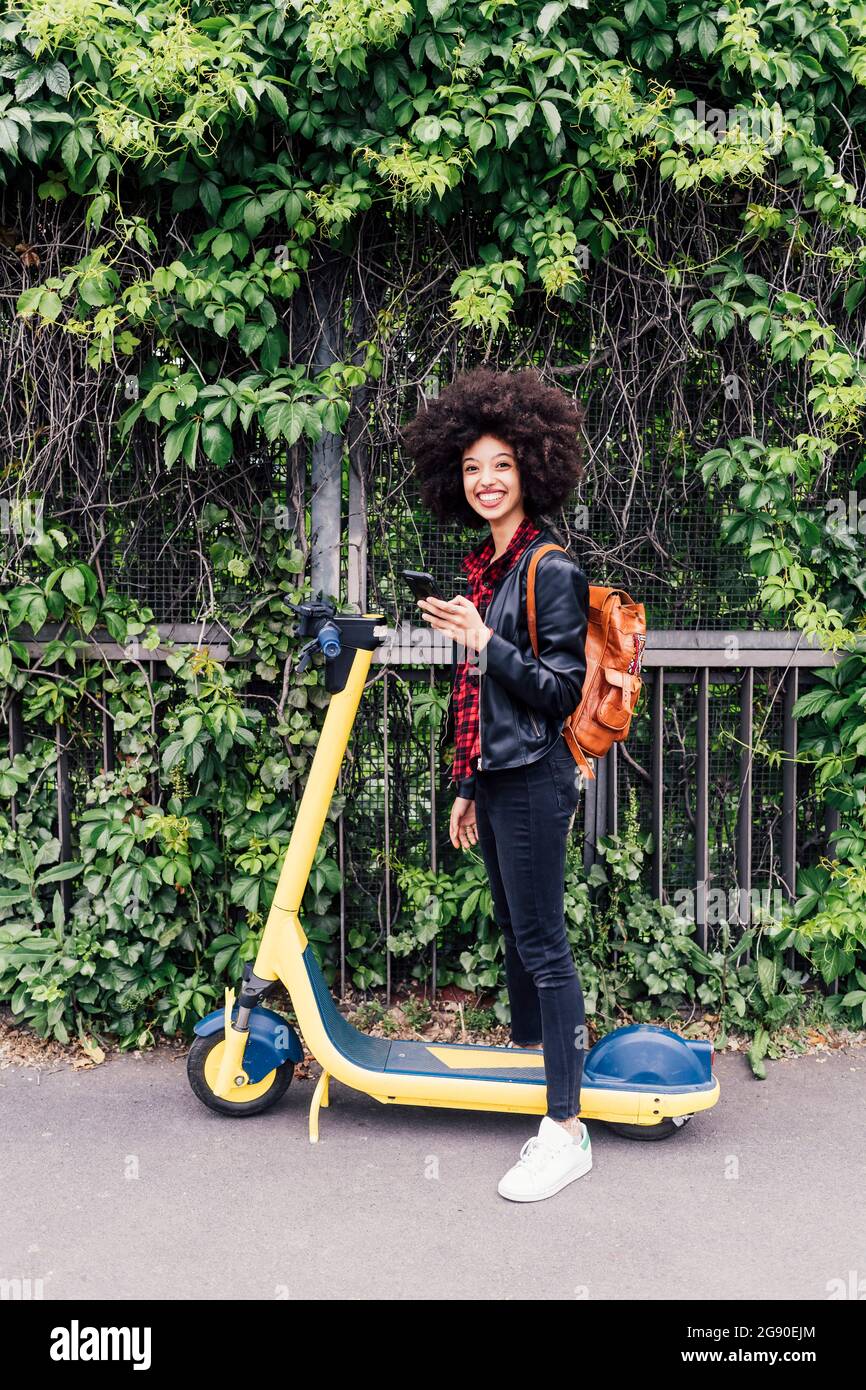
[{"x1": 445, "y1": 523, "x2": 590, "y2": 801}]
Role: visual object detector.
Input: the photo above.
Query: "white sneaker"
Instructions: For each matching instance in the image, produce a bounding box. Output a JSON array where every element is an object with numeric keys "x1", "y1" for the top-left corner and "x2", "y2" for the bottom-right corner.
[{"x1": 498, "y1": 1115, "x2": 592, "y2": 1203}]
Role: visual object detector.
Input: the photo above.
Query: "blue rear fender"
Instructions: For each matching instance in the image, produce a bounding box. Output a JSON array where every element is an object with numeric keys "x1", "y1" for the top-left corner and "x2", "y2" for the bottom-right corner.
[
  {"x1": 194, "y1": 1004, "x2": 304, "y2": 1084},
  {"x1": 584, "y1": 1023, "x2": 714, "y2": 1091}
]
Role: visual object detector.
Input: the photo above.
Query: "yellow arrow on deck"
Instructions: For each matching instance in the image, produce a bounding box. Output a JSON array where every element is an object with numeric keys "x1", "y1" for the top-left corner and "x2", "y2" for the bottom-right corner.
[{"x1": 426, "y1": 1046, "x2": 545, "y2": 1070}]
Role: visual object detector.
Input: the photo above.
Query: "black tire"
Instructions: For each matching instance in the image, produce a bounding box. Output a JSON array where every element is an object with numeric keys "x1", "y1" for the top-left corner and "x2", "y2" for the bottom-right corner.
[
  {"x1": 187, "y1": 1030, "x2": 294, "y2": 1117},
  {"x1": 607, "y1": 1115, "x2": 693, "y2": 1141}
]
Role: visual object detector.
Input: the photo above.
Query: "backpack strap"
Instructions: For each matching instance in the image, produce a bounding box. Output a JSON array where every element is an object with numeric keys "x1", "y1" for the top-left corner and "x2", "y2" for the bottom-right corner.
[
  {"x1": 526, "y1": 543, "x2": 567, "y2": 656},
  {"x1": 526, "y1": 542, "x2": 597, "y2": 781}
]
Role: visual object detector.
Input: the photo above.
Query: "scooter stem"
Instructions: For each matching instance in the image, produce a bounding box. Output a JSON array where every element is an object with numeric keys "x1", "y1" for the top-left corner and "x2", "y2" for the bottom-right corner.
[
  {"x1": 213, "y1": 629, "x2": 381, "y2": 1102},
  {"x1": 272, "y1": 641, "x2": 374, "y2": 915}
]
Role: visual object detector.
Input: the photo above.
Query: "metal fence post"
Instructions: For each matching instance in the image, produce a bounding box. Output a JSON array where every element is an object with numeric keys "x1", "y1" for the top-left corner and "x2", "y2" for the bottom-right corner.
[
  {"x1": 736, "y1": 666, "x2": 754, "y2": 948},
  {"x1": 650, "y1": 668, "x2": 664, "y2": 901},
  {"x1": 782, "y1": 667, "x2": 799, "y2": 969},
  {"x1": 338, "y1": 761, "x2": 346, "y2": 1000},
  {"x1": 383, "y1": 671, "x2": 391, "y2": 1006},
  {"x1": 695, "y1": 666, "x2": 709, "y2": 952},
  {"x1": 8, "y1": 693, "x2": 23, "y2": 832},
  {"x1": 55, "y1": 725, "x2": 73, "y2": 917},
  {"x1": 428, "y1": 663, "x2": 438, "y2": 1001}
]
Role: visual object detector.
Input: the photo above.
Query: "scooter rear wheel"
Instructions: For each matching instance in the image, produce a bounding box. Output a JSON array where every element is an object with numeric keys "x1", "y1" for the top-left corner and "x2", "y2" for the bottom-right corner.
[
  {"x1": 187, "y1": 1030, "x2": 294, "y2": 1117},
  {"x1": 607, "y1": 1115, "x2": 693, "y2": 1140}
]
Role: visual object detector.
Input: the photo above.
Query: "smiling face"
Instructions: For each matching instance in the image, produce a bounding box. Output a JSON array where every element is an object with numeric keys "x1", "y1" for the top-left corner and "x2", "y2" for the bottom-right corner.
[{"x1": 461, "y1": 433, "x2": 525, "y2": 527}]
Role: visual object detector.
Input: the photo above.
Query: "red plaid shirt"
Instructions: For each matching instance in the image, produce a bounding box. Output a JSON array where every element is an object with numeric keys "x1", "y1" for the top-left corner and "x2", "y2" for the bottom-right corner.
[{"x1": 451, "y1": 516, "x2": 542, "y2": 785}]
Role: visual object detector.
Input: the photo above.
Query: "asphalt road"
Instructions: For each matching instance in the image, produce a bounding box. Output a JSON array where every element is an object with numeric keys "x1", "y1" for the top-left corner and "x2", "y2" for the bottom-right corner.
[{"x1": 2, "y1": 1045, "x2": 865, "y2": 1301}]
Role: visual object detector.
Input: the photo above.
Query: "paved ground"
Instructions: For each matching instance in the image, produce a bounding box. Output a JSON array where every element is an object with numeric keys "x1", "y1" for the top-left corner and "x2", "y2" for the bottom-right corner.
[{"x1": 2, "y1": 1045, "x2": 865, "y2": 1301}]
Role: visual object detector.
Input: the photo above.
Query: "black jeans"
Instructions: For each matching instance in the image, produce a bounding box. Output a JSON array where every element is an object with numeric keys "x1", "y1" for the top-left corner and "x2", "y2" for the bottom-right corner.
[{"x1": 474, "y1": 735, "x2": 586, "y2": 1121}]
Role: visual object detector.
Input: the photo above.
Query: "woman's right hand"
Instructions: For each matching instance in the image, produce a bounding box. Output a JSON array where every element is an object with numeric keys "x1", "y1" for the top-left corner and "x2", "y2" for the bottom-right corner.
[{"x1": 450, "y1": 796, "x2": 478, "y2": 850}]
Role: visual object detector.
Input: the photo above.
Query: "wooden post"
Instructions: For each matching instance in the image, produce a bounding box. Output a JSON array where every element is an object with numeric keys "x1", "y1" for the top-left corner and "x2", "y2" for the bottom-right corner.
[{"x1": 309, "y1": 265, "x2": 344, "y2": 603}]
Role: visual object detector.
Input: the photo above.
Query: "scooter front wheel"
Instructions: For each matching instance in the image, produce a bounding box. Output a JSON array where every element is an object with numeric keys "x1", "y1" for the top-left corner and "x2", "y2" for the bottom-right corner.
[
  {"x1": 607, "y1": 1115, "x2": 693, "y2": 1141},
  {"x1": 187, "y1": 1030, "x2": 294, "y2": 1117}
]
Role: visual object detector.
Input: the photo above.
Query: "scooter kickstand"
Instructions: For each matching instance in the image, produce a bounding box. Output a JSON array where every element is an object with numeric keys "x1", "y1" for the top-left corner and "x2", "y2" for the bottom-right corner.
[{"x1": 309, "y1": 1070, "x2": 331, "y2": 1143}]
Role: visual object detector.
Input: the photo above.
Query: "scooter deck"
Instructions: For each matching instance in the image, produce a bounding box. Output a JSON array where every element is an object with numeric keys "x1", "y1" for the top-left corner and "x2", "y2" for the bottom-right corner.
[
  {"x1": 306, "y1": 945, "x2": 547, "y2": 1085},
  {"x1": 303, "y1": 945, "x2": 717, "y2": 1098}
]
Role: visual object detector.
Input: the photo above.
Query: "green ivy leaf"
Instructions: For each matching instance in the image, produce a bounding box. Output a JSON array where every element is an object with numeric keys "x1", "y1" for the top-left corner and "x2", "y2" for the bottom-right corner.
[
  {"x1": 59, "y1": 567, "x2": 86, "y2": 606},
  {"x1": 201, "y1": 419, "x2": 233, "y2": 466}
]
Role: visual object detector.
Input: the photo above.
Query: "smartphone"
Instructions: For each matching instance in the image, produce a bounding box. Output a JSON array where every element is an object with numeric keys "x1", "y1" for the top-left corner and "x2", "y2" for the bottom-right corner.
[{"x1": 401, "y1": 569, "x2": 447, "y2": 603}]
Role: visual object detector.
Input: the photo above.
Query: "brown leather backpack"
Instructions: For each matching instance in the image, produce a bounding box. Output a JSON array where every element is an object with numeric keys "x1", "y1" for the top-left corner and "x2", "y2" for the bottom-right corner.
[{"x1": 526, "y1": 544, "x2": 646, "y2": 782}]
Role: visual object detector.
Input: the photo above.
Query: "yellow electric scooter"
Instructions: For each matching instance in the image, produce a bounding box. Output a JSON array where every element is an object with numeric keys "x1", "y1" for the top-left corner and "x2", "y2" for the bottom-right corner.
[{"x1": 187, "y1": 597, "x2": 720, "y2": 1141}]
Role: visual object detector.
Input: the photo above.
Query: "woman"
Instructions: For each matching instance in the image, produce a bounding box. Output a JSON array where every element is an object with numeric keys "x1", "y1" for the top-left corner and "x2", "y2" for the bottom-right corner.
[{"x1": 400, "y1": 365, "x2": 592, "y2": 1203}]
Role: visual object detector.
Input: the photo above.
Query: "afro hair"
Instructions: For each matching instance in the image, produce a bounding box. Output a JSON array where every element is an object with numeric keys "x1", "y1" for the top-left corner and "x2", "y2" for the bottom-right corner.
[{"x1": 399, "y1": 365, "x2": 586, "y2": 530}]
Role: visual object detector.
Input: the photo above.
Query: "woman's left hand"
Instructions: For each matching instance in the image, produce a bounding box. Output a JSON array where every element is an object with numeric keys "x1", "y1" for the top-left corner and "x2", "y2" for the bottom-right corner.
[{"x1": 418, "y1": 595, "x2": 492, "y2": 653}]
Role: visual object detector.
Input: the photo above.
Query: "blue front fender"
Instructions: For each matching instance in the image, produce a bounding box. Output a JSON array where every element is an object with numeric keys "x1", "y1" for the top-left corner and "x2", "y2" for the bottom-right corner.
[{"x1": 194, "y1": 1004, "x2": 304, "y2": 1083}]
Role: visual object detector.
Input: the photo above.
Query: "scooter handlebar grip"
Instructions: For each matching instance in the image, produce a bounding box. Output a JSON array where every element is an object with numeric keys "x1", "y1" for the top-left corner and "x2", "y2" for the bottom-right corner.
[{"x1": 318, "y1": 623, "x2": 341, "y2": 659}]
